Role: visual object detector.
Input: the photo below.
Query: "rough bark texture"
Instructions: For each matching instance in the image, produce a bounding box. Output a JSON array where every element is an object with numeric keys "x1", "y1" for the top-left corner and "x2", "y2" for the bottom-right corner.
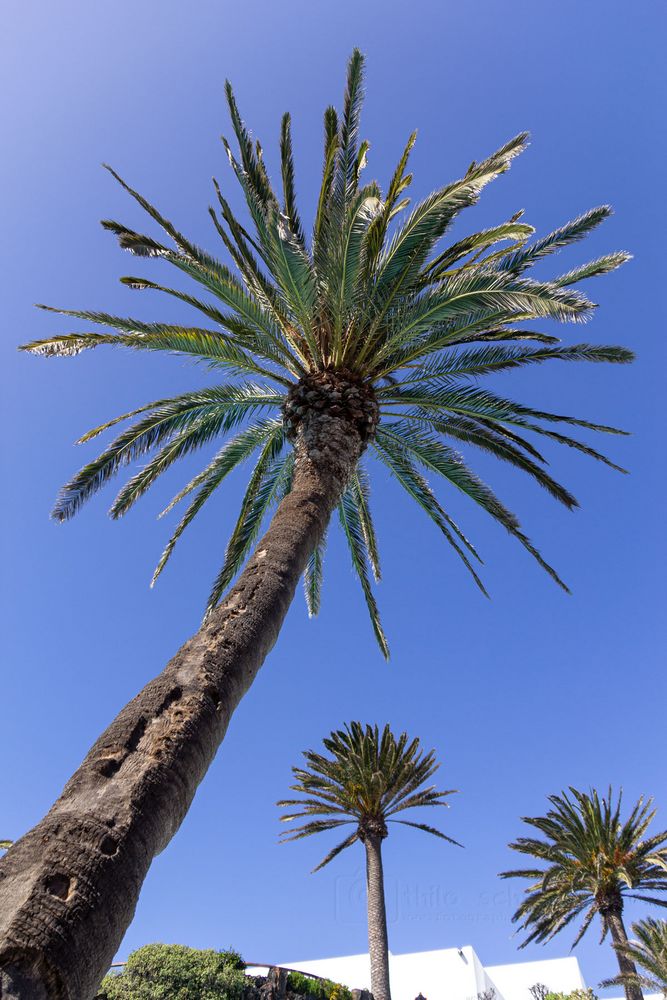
[
  {"x1": 604, "y1": 906, "x2": 644, "y2": 1000},
  {"x1": 364, "y1": 835, "x2": 391, "y2": 1000},
  {"x1": 0, "y1": 408, "x2": 366, "y2": 1000}
]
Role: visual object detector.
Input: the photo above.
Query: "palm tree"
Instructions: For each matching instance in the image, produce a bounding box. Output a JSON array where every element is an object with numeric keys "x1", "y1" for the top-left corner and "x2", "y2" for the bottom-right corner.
[
  {"x1": 501, "y1": 788, "x2": 667, "y2": 1000},
  {"x1": 0, "y1": 841, "x2": 11, "y2": 852},
  {"x1": 278, "y1": 722, "x2": 459, "y2": 1000},
  {"x1": 601, "y1": 918, "x2": 667, "y2": 997},
  {"x1": 1, "y1": 48, "x2": 632, "y2": 996}
]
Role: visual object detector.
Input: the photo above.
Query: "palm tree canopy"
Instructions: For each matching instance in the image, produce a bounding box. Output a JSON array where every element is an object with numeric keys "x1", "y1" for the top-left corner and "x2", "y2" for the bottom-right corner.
[
  {"x1": 21, "y1": 49, "x2": 633, "y2": 656},
  {"x1": 0, "y1": 841, "x2": 11, "y2": 851},
  {"x1": 277, "y1": 721, "x2": 459, "y2": 871},
  {"x1": 501, "y1": 787, "x2": 667, "y2": 948},
  {"x1": 601, "y1": 918, "x2": 667, "y2": 996}
]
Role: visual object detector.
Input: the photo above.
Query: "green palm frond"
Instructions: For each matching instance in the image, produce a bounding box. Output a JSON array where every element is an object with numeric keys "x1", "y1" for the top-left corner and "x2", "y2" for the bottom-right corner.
[
  {"x1": 22, "y1": 49, "x2": 632, "y2": 652},
  {"x1": 203, "y1": 428, "x2": 289, "y2": 616},
  {"x1": 304, "y1": 533, "x2": 327, "y2": 617},
  {"x1": 151, "y1": 419, "x2": 283, "y2": 586},
  {"x1": 280, "y1": 112, "x2": 306, "y2": 248},
  {"x1": 498, "y1": 206, "x2": 614, "y2": 274},
  {"x1": 278, "y1": 723, "x2": 458, "y2": 871},
  {"x1": 338, "y1": 486, "x2": 389, "y2": 658},
  {"x1": 501, "y1": 788, "x2": 667, "y2": 950},
  {"x1": 600, "y1": 918, "x2": 667, "y2": 996}
]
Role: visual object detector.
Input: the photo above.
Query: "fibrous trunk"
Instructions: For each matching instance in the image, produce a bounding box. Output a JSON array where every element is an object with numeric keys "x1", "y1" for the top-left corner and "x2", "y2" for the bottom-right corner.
[
  {"x1": 364, "y1": 834, "x2": 391, "y2": 1000},
  {"x1": 605, "y1": 907, "x2": 645, "y2": 1000},
  {"x1": 0, "y1": 411, "x2": 364, "y2": 1000}
]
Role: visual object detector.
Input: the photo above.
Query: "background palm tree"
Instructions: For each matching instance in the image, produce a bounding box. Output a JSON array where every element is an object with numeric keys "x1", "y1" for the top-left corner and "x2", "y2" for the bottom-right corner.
[
  {"x1": 1, "y1": 49, "x2": 632, "y2": 997},
  {"x1": 501, "y1": 788, "x2": 667, "y2": 1000},
  {"x1": 601, "y1": 918, "x2": 667, "y2": 998},
  {"x1": 278, "y1": 722, "x2": 459, "y2": 1000},
  {"x1": 0, "y1": 841, "x2": 11, "y2": 852}
]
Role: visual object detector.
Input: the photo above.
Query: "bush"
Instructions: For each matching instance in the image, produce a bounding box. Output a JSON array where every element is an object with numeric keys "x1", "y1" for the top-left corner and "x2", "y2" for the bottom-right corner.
[
  {"x1": 286, "y1": 970, "x2": 352, "y2": 1000},
  {"x1": 96, "y1": 943, "x2": 246, "y2": 1000},
  {"x1": 546, "y1": 991, "x2": 598, "y2": 1000}
]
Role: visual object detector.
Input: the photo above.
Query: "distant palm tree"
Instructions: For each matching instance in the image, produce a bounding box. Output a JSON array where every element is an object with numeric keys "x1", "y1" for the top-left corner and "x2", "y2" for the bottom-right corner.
[
  {"x1": 5, "y1": 47, "x2": 632, "y2": 997},
  {"x1": 278, "y1": 722, "x2": 459, "y2": 1000},
  {"x1": 501, "y1": 788, "x2": 667, "y2": 1000},
  {"x1": 601, "y1": 918, "x2": 667, "y2": 998},
  {"x1": 0, "y1": 840, "x2": 11, "y2": 852}
]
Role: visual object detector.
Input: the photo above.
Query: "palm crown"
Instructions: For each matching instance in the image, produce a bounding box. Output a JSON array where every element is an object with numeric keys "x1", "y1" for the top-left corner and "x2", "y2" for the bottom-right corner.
[
  {"x1": 22, "y1": 49, "x2": 633, "y2": 655},
  {"x1": 602, "y1": 917, "x2": 667, "y2": 996},
  {"x1": 501, "y1": 787, "x2": 667, "y2": 948},
  {"x1": 277, "y1": 721, "x2": 459, "y2": 871}
]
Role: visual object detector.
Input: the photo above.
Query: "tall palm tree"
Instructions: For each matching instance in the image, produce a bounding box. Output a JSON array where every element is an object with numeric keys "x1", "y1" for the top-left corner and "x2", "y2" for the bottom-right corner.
[
  {"x1": 501, "y1": 788, "x2": 667, "y2": 1000},
  {"x1": 0, "y1": 49, "x2": 632, "y2": 997},
  {"x1": 278, "y1": 722, "x2": 459, "y2": 1000},
  {"x1": 601, "y1": 918, "x2": 667, "y2": 997}
]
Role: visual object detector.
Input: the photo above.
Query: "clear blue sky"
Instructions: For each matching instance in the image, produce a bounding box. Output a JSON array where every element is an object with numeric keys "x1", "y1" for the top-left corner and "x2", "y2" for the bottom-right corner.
[{"x1": 2, "y1": 0, "x2": 666, "y2": 990}]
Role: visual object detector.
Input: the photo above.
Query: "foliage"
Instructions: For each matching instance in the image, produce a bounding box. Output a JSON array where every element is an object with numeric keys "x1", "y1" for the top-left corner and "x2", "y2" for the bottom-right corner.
[
  {"x1": 528, "y1": 984, "x2": 549, "y2": 1000},
  {"x1": 601, "y1": 918, "x2": 667, "y2": 996},
  {"x1": 278, "y1": 722, "x2": 459, "y2": 870},
  {"x1": 544, "y1": 990, "x2": 597, "y2": 1000},
  {"x1": 500, "y1": 787, "x2": 667, "y2": 948},
  {"x1": 22, "y1": 49, "x2": 633, "y2": 655},
  {"x1": 286, "y1": 970, "x2": 352, "y2": 1000},
  {"x1": 95, "y1": 944, "x2": 246, "y2": 1000},
  {"x1": 0, "y1": 840, "x2": 11, "y2": 851}
]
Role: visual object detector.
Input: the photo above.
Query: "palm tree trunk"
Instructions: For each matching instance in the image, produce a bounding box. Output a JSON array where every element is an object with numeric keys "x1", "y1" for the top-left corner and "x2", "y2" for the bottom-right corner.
[
  {"x1": 0, "y1": 422, "x2": 363, "y2": 1000},
  {"x1": 364, "y1": 834, "x2": 391, "y2": 1000},
  {"x1": 605, "y1": 908, "x2": 644, "y2": 1000}
]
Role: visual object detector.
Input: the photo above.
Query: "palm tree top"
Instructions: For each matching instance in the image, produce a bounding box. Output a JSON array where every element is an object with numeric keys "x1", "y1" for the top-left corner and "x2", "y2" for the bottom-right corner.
[
  {"x1": 278, "y1": 721, "x2": 459, "y2": 871},
  {"x1": 501, "y1": 787, "x2": 667, "y2": 949},
  {"x1": 601, "y1": 917, "x2": 667, "y2": 996},
  {"x1": 21, "y1": 48, "x2": 633, "y2": 655}
]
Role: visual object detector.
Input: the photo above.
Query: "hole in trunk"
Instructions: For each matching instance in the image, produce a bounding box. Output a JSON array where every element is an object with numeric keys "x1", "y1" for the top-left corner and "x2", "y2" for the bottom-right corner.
[
  {"x1": 158, "y1": 686, "x2": 183, "y2": 713},
  {"x1": 98, "y1": 758, "x2": 121, "y2": 778},
  {"x1": 205, "y1": 686, "x2": 221, "y2": 709},
  {"x1": 100, "y1": 835, "x2": 118, "y2": 856},
  {"x1": 125, "y1": 717, "x2": 147, "y2": 753},
  {"x1": 44, "y1": 874, "x2": 71, "y2": 900}
]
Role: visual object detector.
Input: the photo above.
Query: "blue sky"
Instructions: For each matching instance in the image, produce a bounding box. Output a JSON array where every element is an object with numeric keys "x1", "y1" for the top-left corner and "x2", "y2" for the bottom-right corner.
[{"x1": 2, "y1": 0, "x2": 666, "y2": 989}]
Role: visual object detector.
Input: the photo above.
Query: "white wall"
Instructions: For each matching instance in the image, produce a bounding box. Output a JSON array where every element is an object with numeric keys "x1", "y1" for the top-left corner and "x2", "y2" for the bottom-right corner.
[
  {"x1": 278, "y1": 947, "x2": 586, "y2": 1000},
  {"x1": 486, "y1": 957, "x2": 586, "y2": 1000}
]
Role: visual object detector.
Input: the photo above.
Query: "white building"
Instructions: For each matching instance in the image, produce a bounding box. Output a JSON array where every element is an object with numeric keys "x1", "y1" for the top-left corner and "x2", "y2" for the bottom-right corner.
[{"x1": 247, "y1": 945, "x2": 658, "y2": 1000}]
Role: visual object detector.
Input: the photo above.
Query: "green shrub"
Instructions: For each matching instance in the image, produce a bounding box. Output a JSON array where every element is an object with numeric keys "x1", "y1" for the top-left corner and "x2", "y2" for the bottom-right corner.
[
  {"x1": 286, "y1": 970, "x2": 352, "y2": 1000},
  {"x1": 545, "y1": 991, "x2": 598, "y2": 1000},
  {"x1": 96, "y1": 943, "x2": 246, "y2": 1000}
]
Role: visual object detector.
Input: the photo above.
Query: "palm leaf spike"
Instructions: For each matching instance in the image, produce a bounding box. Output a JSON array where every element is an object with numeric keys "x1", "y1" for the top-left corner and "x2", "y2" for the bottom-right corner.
[
  {"x1": 334, "y1": 48, "x2": 366, "y2": 211},
  {"x1": 312, "y1": 105, "x2": 340, "y2": 258},
  {"x1": 501, "y1": 787, "x2": 667, "y2": 1000},
  {"x1": 278, "y1": 723, "x2": 459, "y2": 1000},
  {"x1": 280, "y1": 112, "x2": 306, "y2": 248},
  {"x1": 304, "y1": 533, "x2": 327, "y2": 617},
  {"x1": 23, "y1": 49, "x2": 633, "y2": 654},
  {"x1": 363, "y1": 130, "x2": 417, "y2": 272}
]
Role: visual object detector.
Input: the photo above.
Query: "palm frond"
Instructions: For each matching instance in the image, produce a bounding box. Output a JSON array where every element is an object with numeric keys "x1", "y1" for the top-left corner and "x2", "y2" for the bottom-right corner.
[
  {"x1": 304, "y1": 533, "x2": 327, "y2": 617},
  {"x1": 338, "y1": 486, "x2": 389, "y2": 658},
  {"x1": 151, "y1": 419, "x2": 282, "y2": 586}
]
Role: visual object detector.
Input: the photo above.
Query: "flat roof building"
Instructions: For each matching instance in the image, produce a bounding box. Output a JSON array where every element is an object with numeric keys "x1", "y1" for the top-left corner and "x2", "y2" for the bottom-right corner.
[{"x1": 248, "y1": 946, "x2": 658, "y2": 1000}]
